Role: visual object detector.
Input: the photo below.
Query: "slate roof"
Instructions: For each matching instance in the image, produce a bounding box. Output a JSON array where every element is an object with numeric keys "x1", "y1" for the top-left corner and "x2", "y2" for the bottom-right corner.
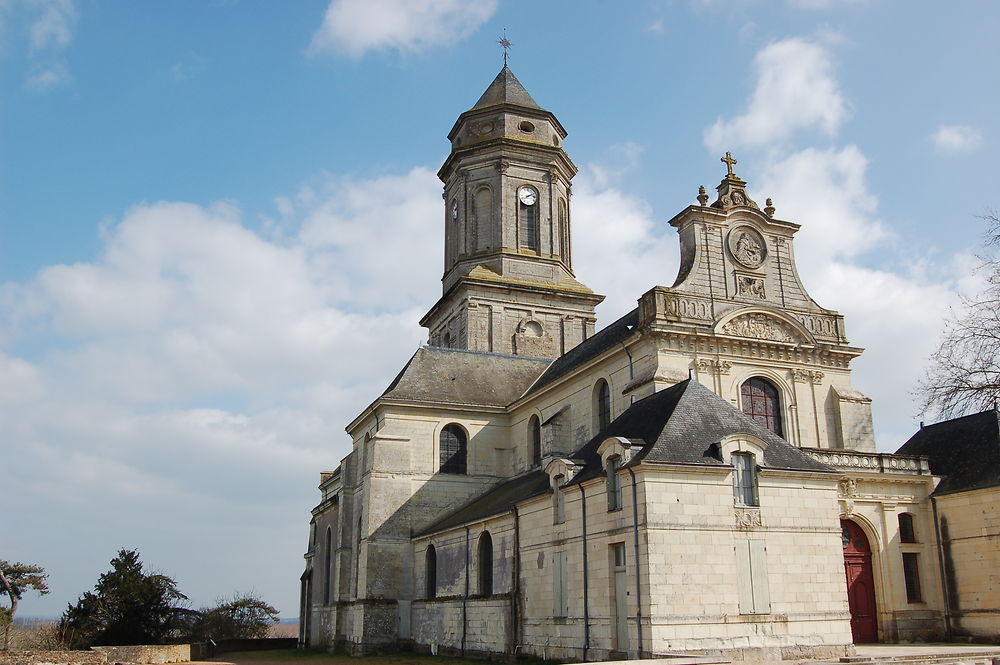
[
  {"x1": 420, "y1": 378, "x2": 833, "y2": 535},
  {"x1": 418, "y1": 471, "x2": 551, "y2": 537},
  {"x1": 382, "y1": 346, "x2": 550, "y2": 408},
  {"x1": 566, "y1": 379, "x2": 833, "y2": 485},
  {"x1": 471, "y1": 66, "x2": 541, "y2": 111},
  {"x1": 525, "y1": 308, "x2": 640, "y2": 397},
  {"x1": 895, "y1": 408, "x2": 1000, "y2": 495}
]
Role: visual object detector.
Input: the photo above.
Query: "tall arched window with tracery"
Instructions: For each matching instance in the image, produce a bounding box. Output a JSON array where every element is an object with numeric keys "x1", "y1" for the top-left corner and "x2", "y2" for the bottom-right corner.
[
  {"x1": 594, "y1": 379, "x2": 612, "y2": 433},
  {"x1": 477, "y1": 531, "x2": 493, "y2": 596},
  {"x1": 324, "y1": 526, "x2": 333, "y2": 605},
  {"x1": 740, "y1": 377, "x2": 783, "y2": 437},
  {"x1": 425, "y1": 545, "x2": 437, "y2": 599},
  {"x1": 529, "y1": 415, "x2": 541, "y2": 466},
  {"x1": 439, "y1": 423, "x2": 468, "y2": 474}
]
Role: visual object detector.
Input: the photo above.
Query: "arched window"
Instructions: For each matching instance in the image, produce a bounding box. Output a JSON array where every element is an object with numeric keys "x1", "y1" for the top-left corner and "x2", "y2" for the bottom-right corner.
[
  {"x1": 439, "y1": 424, "x2": 468, "y2": 474},
  {"x1": 529, "y1": 415, "x2": 542, "y2": 466},
  {"x1": 732, "y1": 452, "x2": 759, "y2": 507},
  {"x1": 477, "y1": 532, "x2": 493, "y2": 596},
  {"x1": 898, "y1": 513, "x2": 916, "y2": 543},
  {"x1": 324, "y1": 526, "x2": 333, "y2": 605},
  {"x1": 425, "y1": 545, "x2": 437, "y2": 599},
  {"x1": 519, "y1": 187, "x2": 539, "y2": 251},
  {"x1": 594, "y1": 380, "x2": 612, "y2": 433},
  {"x1": 442, "y1": 331, "x2": 452, "y2": 348},
  {"x1": 558, "y1": 198, "x2": 569, "y2": 263},
  {"x1": 740, "y1": 377, "x2": 783, "y2": 436},
  {"x1": 353, "y1": 515, "x2": 362, "y2": 598},
  {"x1": 473, "y1": 187, "x2": 492, "y2": 251}
]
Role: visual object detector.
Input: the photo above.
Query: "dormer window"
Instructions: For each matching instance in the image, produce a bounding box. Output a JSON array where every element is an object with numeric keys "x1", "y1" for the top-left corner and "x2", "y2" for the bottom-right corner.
[{"x1": 732, "y1": 452, "x2": 759, "y2": 507}]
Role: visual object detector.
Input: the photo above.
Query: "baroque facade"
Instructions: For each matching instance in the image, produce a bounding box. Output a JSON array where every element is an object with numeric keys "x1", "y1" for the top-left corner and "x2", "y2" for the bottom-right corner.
[{"x1": 298, "y1": 67, "x2": 999, "y2": 660}]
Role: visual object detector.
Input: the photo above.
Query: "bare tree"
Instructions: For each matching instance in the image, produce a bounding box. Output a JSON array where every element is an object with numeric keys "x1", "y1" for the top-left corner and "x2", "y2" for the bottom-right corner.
[
  {"x1": 916, "y1": 211, "x2": 1000, "y2": 419},
  {"x1": 0, "y1": 561, "x2": 50, "y2": 650}
]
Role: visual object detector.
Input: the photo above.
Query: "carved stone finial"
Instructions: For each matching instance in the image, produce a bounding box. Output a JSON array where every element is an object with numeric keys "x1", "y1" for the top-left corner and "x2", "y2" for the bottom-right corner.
[
  {"x1": 697, "y1": 185, "x2": 709, "y2": 206},
  {"x1": 764, "y1": 198, "x2": 775, "y2": 217},
  {"x1": 722, "y1": 152, "x2": 738, "y2": 178}
]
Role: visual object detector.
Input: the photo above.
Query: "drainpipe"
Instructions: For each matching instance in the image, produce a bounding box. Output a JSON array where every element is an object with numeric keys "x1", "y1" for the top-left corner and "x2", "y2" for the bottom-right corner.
[
  {"x1": 628, "y1": 467, "x2": 644, "y2": 657},
  {"x1": 463, "y1": 525, "x2": 470, "y2": 656},
  {"x1": 580, "y1": 483, "x2": 590, "y2": 660},
  {"x1": 619, "y1": 341, "x2": 635, "y2": 405},
  {"x1": 930, "y1": 496, "x2": 953, "y2": 639},
  {"x1": 510, "y1": 505, "x2": 522, "y2": 656}
]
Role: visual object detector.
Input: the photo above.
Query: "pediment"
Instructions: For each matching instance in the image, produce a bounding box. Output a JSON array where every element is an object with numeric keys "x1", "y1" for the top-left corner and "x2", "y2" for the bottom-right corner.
[{"x1": 715, "y1": 309, "x2": 814, "y2": 345}]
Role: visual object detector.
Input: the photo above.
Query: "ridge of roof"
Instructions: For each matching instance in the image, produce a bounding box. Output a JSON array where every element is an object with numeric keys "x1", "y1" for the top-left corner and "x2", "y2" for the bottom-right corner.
[
  {"x1": 380, "y1": 345, "x2": 550, "y2": 407},
  {"x1": 417, "y1": 470, "x2": 550, "y2": 536},
  {"x1": 525, "y1": 308, "x2": 640, "y2": 397}
]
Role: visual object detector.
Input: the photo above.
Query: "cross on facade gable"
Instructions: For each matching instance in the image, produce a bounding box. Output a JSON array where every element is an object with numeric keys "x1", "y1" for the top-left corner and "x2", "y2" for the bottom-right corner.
[{"x1": 722, "y1": 151, "x2": 738, "y2": 178}]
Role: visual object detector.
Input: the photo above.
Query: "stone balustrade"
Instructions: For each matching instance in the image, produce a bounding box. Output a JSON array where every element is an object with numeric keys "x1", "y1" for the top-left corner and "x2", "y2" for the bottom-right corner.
[{"x1": 802, "y1": 448, "x2": 931, "y2": 475}]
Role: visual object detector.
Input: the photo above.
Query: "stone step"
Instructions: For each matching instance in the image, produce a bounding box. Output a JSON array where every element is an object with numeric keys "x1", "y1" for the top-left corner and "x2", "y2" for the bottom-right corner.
[{"x1": 830, "y1": 651, "x2": 1000, "y2": 665}]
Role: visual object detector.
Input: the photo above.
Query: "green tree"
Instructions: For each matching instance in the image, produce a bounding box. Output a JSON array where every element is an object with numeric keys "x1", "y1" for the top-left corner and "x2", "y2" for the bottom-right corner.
[
  {"x1": 59, "y1": 549, "x2": 188, "y2": 649},
  {"x1": 191, "y1": 592, "x2": 279, "y2": 640},
  {"x1": 917, "y1": 212, "x2": 1000, "y2": 418},
  {"x1": 0, "y1": 561, "x2": 50, "y2": 650}
]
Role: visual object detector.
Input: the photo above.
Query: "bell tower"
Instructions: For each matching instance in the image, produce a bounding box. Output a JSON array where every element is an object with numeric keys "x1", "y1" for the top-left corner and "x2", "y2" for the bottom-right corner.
[{"x1": 421, "y1": 67, "x2": 604, "y2": 358}]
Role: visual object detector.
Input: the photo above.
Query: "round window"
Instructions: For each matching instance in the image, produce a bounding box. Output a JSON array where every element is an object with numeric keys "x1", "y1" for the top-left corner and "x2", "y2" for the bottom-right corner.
[{"x1": 519, "y1": 120, "x2": 535, "y2": 133}]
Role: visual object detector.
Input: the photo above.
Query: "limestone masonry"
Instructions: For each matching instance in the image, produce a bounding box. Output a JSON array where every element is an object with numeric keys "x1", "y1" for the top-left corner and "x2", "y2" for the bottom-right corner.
[{"x1": 298, "y1": 66, "x2": 1000, "y2": 660}]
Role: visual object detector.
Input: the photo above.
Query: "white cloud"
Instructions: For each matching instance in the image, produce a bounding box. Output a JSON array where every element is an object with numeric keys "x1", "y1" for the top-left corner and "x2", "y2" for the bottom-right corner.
[
  {"x1": 1, "y1": 170, "x2": 442, "y2": 615},
  {"x1": 20, "y1": 0, "x2": 77, "y2": 89},
  {"x1": 27, "y1": 0, "x2": 75, "y2": 52},
  {"x1": 704, "y1": 37, "x2": 849, "y2": 151},
  {"x1": 748, "y1": 143, "x2": 969, "y2": 447},
  {"x1": 930, "y1": 124, "x2": 983, "y2": 153},
  {"x1": 310, "y1": 0, "x2": 497, "y2": 58},
  {"x1": 755, "y1": 145, "x2": 886, "y2": 262}
]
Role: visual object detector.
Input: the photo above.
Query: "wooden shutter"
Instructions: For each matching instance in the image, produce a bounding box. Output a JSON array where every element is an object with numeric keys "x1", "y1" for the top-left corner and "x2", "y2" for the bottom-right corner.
[{"x1": 736, "y1": 539, "x2": 770, "y2": 614}]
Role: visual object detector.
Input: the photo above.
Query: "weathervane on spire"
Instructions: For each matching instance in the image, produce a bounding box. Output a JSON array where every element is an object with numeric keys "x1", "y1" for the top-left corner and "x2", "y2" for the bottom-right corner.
[{"x1": 498, "y1": 29, "x2": 512, "y2": 66}]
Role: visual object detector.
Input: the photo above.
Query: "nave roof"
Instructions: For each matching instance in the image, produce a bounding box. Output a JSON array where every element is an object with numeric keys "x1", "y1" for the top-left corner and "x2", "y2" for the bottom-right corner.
[{"x1": 420, "y1": 378, "x2": 833, "y2": 537}]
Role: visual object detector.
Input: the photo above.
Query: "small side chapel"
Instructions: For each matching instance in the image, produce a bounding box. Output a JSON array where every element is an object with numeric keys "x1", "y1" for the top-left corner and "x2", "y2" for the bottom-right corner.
[{"x1": 298, "y1": 66, "x2": 997, "y2": 660}]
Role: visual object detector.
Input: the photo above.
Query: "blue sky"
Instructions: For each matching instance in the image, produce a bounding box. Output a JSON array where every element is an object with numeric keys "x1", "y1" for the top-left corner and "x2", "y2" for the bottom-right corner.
[{"x1": 2, "y1": 0, "x2": 996, "y2": 618}]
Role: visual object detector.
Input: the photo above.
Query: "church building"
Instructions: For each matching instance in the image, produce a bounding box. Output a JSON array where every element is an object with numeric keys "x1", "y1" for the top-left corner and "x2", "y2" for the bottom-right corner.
[{"x1": 298, "y1": 66, "x2": 999, "y2": 660}]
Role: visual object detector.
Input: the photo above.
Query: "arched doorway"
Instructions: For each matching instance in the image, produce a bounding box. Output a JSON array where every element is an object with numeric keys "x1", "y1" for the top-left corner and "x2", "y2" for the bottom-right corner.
[{"x1": 841, "y1": 519, "x2": 878, "y2": 643}]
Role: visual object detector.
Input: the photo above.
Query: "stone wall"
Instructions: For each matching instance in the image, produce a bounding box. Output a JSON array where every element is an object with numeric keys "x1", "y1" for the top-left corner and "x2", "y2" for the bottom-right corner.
[
  {"x1": 411, "y1": 597, "x2": 510, "y2": 655},
  {"x1": 0, "y1": 645, "x2": 192, "y2": 665},
  {"x1": 936, "y1": 485, "x2": 1000, "y2": 641},
  {"x1": 90, "y1": 645, "x2": 190, "y2": 664},
  {"x1": 514, "y1": 464, "x2": 854, "y2": 661},
  {"x1": 0, "y1": 651, "x2": 106, "y2": 665},
  {"x1": 833, "y1": 469, "x2": 945, "y2": 642}
]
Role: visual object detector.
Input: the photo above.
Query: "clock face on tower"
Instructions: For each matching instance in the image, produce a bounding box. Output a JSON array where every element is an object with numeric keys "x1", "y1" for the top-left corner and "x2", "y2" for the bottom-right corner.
[{"x1": 518, "y1": 186, "x2": 537, "y2": 206}]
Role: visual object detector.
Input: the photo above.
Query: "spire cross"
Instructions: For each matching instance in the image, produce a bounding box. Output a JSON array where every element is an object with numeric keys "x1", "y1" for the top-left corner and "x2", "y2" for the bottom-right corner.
[
  {"x1": 498, "y1": 29, "x2": 511, "y2": 66},
  {"x1": 722, "y1": 152, "x2": 738, "y2": 178}
]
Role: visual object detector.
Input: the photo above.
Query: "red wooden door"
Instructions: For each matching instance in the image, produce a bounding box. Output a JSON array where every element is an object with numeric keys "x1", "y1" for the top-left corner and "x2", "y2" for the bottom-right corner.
[{"x1": 841, "y1": 519, "x2": 878, "y2": 643}]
